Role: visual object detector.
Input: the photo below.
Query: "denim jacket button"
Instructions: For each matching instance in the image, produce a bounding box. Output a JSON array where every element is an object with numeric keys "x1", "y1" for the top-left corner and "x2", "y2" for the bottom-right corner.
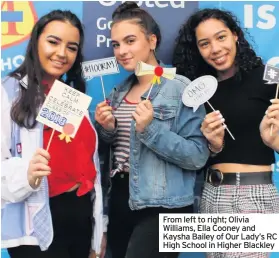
[{"x1": 133, "y1": 176, "x2": 138, "y2": 181}]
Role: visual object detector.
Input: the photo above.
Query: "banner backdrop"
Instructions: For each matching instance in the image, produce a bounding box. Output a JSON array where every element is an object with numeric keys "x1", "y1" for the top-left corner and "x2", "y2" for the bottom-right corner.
[{"x1": 1, "y1": 1, "x2": 279, "y2": 258}]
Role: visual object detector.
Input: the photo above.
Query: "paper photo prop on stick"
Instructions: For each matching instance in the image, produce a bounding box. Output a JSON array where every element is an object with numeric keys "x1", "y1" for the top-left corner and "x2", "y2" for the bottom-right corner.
[
  {"x1": 82, "y1": 57, "x2": 120, "y2": 101},
  {"x1": 36, "y1": 80, "x2": 92, "y2": 140},
  {"x1": 182, "y1": 75, "x2": 235, "y2": 140},
  {"x1": 135, "y1": 61, "x2": 176, "y2": 99},
  {"x1": 35, "y1": 80, "x2": 92, "y2": 185},
  {"x1": 263, "y1": 64, "x2": 279, "y2": 136},
  {"x1": 182, "y1": 75, "x2": 217, "y2": 112},
  {"x1": 263, "y1": 64, "x2": 279, "y2": 84}
]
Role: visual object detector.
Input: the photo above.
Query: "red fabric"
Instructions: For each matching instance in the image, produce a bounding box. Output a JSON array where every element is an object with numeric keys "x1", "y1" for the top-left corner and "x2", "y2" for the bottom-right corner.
[
  {"x1": 124, "y1": 97, "x2": 139, "y2": 104},
  {"x1": 42, "y1": 80, "x2": 51, "y2": 95},
  {"x1": 44, "y1": 116, "x2": 97, "y2": 197}
]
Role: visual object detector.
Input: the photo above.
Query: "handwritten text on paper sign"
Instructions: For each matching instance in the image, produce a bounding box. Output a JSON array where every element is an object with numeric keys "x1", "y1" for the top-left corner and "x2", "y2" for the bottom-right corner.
[
  {"x1": 82, "y1": 56, "x2": 119, "y2": 79},
  {"x1": 182, "y1": 75, "x2": 218, "y2": 112},
  {"x1": 36, "y1": 80, "x2": 92, "y2": 138}
]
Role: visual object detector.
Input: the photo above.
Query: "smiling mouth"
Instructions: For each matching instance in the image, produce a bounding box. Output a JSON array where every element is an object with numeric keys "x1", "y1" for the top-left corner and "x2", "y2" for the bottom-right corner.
[
  {"x1": 121, "y1": 58, "x2": 132, "y2": 63},
  {"x1": 51, "y1": 60, "x2": 66, "y2": 67},
  {"x1": 212, "y1": 54, "x2": 227, "y2": 64}
]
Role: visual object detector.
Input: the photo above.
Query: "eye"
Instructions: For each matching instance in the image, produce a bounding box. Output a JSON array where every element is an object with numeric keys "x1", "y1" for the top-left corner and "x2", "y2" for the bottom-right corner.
[
  {"x1": 112, "y1": 43, "x2": 119, "y2": 49},
  {"x1": 218, "y1": 35, "x2": 226, "y2": 41},
  {"x1": 200, "y1": 42, "x2": 209, "y2": 48},
  {"x1": 68, "y1": 46, "x2": 78, "y2": 52},
  {"x1": 48, "y1": 40, "x2": 58, "y2": 45},
  {"x1": 127, "y1": 39, "x2": 135, "y2": 44}
]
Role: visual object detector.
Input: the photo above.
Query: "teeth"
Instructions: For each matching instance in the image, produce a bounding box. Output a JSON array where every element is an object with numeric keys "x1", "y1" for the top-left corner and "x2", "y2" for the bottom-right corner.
[
  {"x1": 215, "y1": 56, "x2": 224, "y2": 61},
  {"x1": 213, "y1": 56, "x2": 226, "y2": 63},
  {"x1": 52, "y1": 60, "x2": 64, "y2": 65}
]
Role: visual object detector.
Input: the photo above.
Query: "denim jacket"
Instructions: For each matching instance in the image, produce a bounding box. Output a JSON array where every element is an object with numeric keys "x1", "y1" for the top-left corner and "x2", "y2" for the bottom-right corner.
[{"x1": 95, "y1": 71, "x2": 209, "y2": 210}]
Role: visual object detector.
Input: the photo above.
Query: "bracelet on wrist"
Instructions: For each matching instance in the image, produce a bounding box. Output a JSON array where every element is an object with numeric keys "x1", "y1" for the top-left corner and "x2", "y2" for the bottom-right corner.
[{"x1": 208, "y1": 140, "x2": 225, "y2": 154}]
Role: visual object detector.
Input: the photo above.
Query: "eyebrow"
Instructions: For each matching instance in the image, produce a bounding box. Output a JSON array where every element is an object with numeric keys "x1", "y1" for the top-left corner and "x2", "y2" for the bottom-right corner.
[
  {"x1": 111, "y1": 34, "x2": 136, "y2": 44},
  {"x1": 197, "y1": 30, "x2": 227, "y2": 44},
  {"x1": 46, "y1": 35, "x2": 79, "y2": 47}
]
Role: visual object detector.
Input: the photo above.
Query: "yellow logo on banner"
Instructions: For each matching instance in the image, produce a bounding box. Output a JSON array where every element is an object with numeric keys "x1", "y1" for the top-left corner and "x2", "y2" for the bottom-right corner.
[{"x1": 1, "y1": 1, "x2": 37, "y2": 49}]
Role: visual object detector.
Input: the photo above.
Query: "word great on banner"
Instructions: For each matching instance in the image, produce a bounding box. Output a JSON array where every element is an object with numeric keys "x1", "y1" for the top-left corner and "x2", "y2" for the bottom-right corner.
[
  {"x1": 36, "y1": 80, "x2": 92, "y2": 138},
  {"x1": 159, "y1": 214, "x2": 279, "y2": 253},
  {"x1": 82, "y1": 56, "x2": 119, "y2": 80}
]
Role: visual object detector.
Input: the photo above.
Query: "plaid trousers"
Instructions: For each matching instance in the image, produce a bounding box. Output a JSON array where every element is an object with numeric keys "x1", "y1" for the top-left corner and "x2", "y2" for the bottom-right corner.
[{"x1": 200, "y1": 173, "x2": 279, "y2": 258}]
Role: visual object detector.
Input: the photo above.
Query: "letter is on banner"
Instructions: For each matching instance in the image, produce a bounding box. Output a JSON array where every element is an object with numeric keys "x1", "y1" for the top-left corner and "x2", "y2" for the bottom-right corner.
[{"x1": 244, "y1": 4, "x2": 276, "y2": 29}]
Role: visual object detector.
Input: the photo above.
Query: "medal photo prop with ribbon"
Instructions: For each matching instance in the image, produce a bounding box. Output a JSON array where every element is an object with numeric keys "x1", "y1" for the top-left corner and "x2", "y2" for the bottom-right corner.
[
  {"x1": 82, "y1": 56, "x2": 119, "y2": 102},
  {"x1": 35, "y1": 80, "x2": 92, "y2": 185},
  {"x1": 263, "y1": 64, "x2": 279, "y2": 136},
  {"x1": 135, "y1": 61, "x2": 176, "y2": 99},
  {"x1": 182, "y1": 75, "x2": 235, "y2": 140}
]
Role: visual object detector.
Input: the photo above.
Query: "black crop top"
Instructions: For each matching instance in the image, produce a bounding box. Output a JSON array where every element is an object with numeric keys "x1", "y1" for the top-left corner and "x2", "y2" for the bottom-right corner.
[{"x1": 206, "y1": 66, "x2": 277, "y2": 166}]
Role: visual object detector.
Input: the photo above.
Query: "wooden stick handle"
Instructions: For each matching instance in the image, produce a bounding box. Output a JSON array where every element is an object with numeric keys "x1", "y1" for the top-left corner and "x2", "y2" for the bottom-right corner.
[
  {"x1": 270, "y1": 83, "x2": 279, "y2": 136},
  {"x1": 35, "y1": 129, "x2": 55, "y2": 186},
  {"x1": 207, "y1": 101, "x2": 235, "y2": 141},
  {"x1": 100, "y1": 76, "x2": 106, "y2": 101},
  {"x1": 146, "y1": 83, "x2": 154, "y2": 100}
]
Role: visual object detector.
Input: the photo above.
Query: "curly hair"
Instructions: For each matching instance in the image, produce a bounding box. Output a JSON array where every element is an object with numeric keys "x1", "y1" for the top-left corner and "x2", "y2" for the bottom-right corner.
[
  {"x1": 172, "y1": 8, "x2": 263, "y2": 81},
  {"x1": 10, "y1": 10, "x2": 85, "y2": 129}
]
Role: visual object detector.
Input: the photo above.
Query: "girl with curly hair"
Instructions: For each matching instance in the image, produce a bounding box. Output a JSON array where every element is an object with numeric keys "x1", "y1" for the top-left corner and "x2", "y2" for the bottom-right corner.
[{"x1": 173, "y1": 8, "x2": 279, "y2": 258}]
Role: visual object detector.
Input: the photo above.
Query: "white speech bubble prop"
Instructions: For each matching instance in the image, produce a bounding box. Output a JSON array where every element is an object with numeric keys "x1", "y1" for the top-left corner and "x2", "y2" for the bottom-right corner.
[
  {"x1": 182, "y1": 75, "x2": 217, "y2": 112},
  {"x1": 182, "y1": 75, "x2": 235, "y2": 140}
]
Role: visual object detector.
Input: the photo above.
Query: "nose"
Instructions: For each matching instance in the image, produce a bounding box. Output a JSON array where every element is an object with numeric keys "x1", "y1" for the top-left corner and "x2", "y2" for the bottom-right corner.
[
  {"x1": 211, "y1": 41, "x2": 222, "y2": 54},
  {"x1": 118, "y1": 44, "x2": 128, "y2": 56},
  {"x1": 56, "y1": 45, "x2": 67, "y2": 58}
]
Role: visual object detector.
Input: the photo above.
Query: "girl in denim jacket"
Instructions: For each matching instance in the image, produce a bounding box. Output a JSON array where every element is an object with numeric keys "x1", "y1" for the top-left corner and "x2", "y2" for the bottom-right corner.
[{"x1": 95, "y1": 2, "x2": 210, "y2": 258}]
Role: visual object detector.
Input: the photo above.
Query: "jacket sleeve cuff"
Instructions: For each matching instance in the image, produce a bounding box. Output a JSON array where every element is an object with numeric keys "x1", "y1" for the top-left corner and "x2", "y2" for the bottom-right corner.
[
  {"x1": 2, "y1": 157, "x2": 40, "y2": 203},
  {"x1": 136, "y1": 120, "x2": 160, "y2": 144},
  {"x1": 95, "y1": 120, "x2": 118, "y2": 142}
]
